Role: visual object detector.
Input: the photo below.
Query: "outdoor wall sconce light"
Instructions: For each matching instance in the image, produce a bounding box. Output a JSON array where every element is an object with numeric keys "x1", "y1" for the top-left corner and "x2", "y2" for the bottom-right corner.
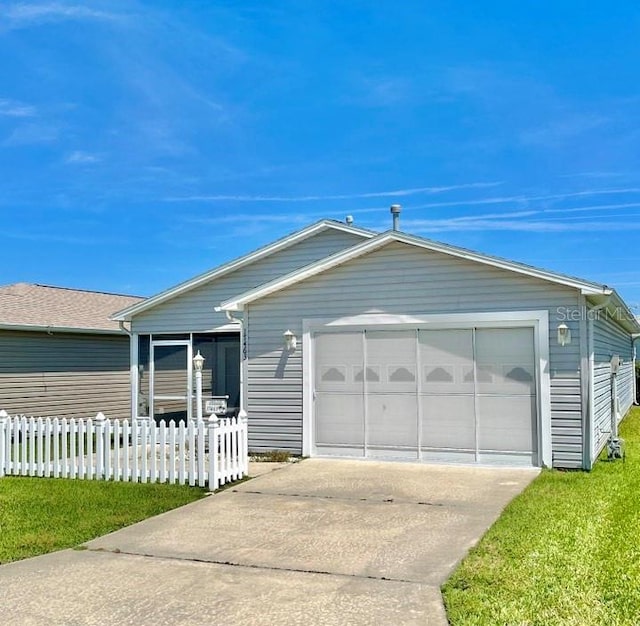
[
  {"x1": 283, "y1": 329, "x2": 297, "y2": 352},
  {"x1": 557, "y1": 323, "x2": 571, "y2": 347}
]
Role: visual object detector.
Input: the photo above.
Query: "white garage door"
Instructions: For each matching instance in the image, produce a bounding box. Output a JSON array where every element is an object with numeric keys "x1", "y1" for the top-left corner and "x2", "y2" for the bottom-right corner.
[{"x1": 313, "y1": 327, "x2": 538, "y2": 466}]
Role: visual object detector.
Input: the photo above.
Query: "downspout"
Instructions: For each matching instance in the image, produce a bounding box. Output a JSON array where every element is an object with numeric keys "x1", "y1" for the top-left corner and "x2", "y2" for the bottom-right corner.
[
  {"x1": 632, "y1": 335, "x2": 640, "y2": 405},
  {"x1": 119, "y1": 320, "x2": 138, "y2": 420},
  {"x1": 215, "y1": 307, "x2": 247, "y2": 419},
  {"x1": 586, "y1": 294, "x2": 611, "y2": 467}
]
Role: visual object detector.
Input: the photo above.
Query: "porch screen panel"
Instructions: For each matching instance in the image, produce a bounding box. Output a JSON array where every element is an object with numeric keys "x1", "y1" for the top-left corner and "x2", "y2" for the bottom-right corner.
[
  {"x1": 314, "y1": 332, "x2": 364, "y2": 447},
  {"x1": 419, "y1": 329, "x2": 475, "y2": 451},
  {"x1": 152, "y1": 344, "x2": 189, "y2": 423},
  {"x1": 475, "y1": 328, "x2": 537, "y2": 455},
  {"x1": 365, "y1": 330, "x2": 418, "y2": 449}
]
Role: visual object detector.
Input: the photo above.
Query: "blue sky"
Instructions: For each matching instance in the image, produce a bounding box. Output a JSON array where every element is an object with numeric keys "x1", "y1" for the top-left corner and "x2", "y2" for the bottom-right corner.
[{"x1": 2, "y1": 2, "x2": 640, "y2": 310}]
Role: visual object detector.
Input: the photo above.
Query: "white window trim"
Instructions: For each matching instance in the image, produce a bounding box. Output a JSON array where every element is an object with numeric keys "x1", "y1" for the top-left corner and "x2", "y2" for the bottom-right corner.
[{"x1": 302, "y1": 310, "x2": 551, "y2": 467}]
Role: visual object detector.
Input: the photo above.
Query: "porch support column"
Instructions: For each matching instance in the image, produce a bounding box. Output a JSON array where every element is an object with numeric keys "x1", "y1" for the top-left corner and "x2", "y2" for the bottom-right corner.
[{"x1": 130, "y1": 332, "x2": 139, "y2": 420}]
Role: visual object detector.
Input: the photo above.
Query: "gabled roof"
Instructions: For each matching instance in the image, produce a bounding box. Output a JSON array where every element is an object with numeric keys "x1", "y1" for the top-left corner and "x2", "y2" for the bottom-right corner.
[
  {"x1": 111, "y1": 219, "x2": 374, "y2": 321},
  {"x1": 219, "y1": 230, "x2": 640, "y2": 333},
  {"x1": 0, "y1": 283, "x2": 143, "y2": 334}
]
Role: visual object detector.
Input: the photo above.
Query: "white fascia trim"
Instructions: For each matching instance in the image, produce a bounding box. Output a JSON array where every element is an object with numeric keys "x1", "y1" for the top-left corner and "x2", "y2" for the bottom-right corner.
[
  {"x1": 585, "y1": 290, "x2": 640, "y2": 334},
  {"x1": 112, "y1": 220, "x2": 375, "y2": 321},
  {"x1": 222, "y1": 231, "x2": 609, "y2": 311},
  {"x1": 0, "y1": 323, "x2": 125, "y2": 335},
  {"x1": 301, "y1": 310, "x2": 552, "y2": 467}
]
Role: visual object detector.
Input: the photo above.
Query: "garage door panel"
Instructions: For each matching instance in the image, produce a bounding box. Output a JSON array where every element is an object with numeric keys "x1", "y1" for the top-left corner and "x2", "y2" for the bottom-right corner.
[
  {"x1": 419, "y1": 329, "x2": 475, "y2": 394},
  {"x1": 315, "y1": 332, "x2": 363, "y2": 393},
  {"x1": 366, "y1": 331, "x2": 417, "y2": 393},
  {"x1": 315, "y1": 393, "x2": 364, "y2": 447},
  {"x1": 367, "y1": 394, "x2": 418, "y2": 448},
  {"x1": 477, "y1": 395, "x2": 536, "y2": 453},
  {"x1": 421, "y1": 394, "x2": 475, "y2": 450},
  {"x1": 475, "y1": 328, "x2": 536, "y2": 395}
]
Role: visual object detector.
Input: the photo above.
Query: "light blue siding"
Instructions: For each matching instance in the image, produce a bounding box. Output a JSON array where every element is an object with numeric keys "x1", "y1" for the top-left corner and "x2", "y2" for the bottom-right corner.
[
  {"x1": 245, "y1": 241, "x2": 585, "y2": 467},
  {"x1": 591, "y1": 310, "x2": 634, "y2": 459},
  {"x1": 131, "y1": 229, "x2": 366, "y2": 334}
]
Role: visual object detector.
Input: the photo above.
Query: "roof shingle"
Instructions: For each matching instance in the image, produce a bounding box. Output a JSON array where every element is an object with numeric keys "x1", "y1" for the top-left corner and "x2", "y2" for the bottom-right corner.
[{"x1": 0, "y1": 283, "x2": 143, "y2": 333}]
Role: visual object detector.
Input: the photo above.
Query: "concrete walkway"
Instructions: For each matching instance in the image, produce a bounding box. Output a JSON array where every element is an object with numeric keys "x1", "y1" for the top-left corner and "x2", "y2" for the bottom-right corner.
[{"x1": 0, "y1": 459, "x2": 538, "y2": 625}]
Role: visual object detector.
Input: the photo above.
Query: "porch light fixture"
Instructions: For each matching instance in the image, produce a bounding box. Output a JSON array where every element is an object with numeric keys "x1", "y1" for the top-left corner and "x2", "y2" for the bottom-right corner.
[
  {"x1": 283, "y1": 329, "x2": 297, "y2": 352},
  {"x1": 193, "y1": 350, "x2": 205, "y2": 422},
  {"x1": 557, "y1": 323, "x2": 571, "y2": 347},
  {"x1": 193, "y1": 350, "x2": 205, "y2": 372}
]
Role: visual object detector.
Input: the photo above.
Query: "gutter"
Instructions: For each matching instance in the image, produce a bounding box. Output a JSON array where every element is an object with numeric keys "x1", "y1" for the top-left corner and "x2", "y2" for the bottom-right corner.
[
  {"x1": 0, "y1": 323, "x2": 126, "y2": 336},
  {"x1": 632, "y1": 334, "x2": 640, "y2": 405},
  {"x1": 215, "y1": 307, "x2": 248, "y2": 419},
  {"x1": 118, "y1": 321, "x2": 132, "y2": 336}
]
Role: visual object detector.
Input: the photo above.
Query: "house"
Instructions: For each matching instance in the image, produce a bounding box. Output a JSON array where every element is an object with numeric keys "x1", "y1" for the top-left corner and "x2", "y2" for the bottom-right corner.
[
  {"x1": 112, "y1": 215, "x2": 640, "y2": 469},
  {"x1": 0, "y1": 283, "x2": 143, "y2": 419}
]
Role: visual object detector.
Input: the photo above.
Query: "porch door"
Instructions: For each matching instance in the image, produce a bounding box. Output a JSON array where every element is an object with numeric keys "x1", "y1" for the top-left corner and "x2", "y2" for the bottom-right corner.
[{"x1": 150, "y1": 340, "x2": 192, "y2": 423}]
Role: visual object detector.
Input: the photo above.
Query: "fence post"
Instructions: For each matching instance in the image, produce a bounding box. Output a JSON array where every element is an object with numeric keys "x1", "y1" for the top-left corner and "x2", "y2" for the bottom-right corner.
[
  {"x1": 95, "y1": 412, "x2": 107, "y2": 480},
  {"x1": 239, "y1": 409, "x2": 249, "y2": 476},
  {"x1": 0, "y1": 410, "x2": 8, "y2": 478},
  {"x1": 207, "y1": 414, "x2": 220, "y2": 491}
]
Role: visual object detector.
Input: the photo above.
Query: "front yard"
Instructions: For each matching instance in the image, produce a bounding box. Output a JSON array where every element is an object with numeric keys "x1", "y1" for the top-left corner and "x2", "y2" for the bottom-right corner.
[
  {"x1": 0, "y1": 478, "x2": 206, "y2": 564},
  {"x1": 443, "y1": 407, "x2": 640, "y2": 626}
]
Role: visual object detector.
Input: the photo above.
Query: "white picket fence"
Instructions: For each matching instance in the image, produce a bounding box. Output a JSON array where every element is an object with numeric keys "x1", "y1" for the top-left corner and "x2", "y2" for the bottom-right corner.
[{"x1": 0, "y1": 410, "x2": 248, "y2": 491}]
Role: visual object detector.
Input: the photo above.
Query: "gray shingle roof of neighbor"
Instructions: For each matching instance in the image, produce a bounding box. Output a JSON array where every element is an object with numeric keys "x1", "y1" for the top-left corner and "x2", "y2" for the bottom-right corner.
[{"x1": 0, "y1": 283, "x2": 144, "y2": 334}]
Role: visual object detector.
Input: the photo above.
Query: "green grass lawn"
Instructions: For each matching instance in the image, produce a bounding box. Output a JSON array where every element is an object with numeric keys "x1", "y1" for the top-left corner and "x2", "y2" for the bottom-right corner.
[
  {"x1": 0, "y1": 477, "x2": 206, "y2": 564},
  {"x1": 443, "y1": 407, "x2": 640, "y2": 626}
]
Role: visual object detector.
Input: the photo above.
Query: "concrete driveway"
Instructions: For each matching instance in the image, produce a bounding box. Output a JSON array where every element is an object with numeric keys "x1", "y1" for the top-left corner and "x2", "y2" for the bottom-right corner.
[{"x1": 0, "y1": 459, "x2": 538, "y2": 625}]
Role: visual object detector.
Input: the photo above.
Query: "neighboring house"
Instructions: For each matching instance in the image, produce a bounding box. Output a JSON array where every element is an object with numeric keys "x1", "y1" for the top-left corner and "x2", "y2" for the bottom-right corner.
[
  {"x1": 0, "y1": 283, "x2": 143, "y2": 419},
  {"x1": 112, "y1": 216, "x2": 640, "y2": 470}
]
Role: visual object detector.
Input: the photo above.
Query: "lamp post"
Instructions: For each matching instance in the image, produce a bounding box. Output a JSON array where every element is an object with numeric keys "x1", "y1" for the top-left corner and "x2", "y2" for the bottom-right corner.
[{"x1": 193, "y1": 350, "x2": 205, "y2": 422}]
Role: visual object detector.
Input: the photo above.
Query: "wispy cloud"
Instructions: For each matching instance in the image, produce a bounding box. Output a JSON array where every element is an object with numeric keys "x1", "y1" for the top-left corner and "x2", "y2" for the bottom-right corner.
[
  {"x1": 0, "y1": 3, "x2": 122, "y2": 27},
  {"x1": 520, "y1": 113, "x2": 609, "y2": 147},
  {"x1": 409, "y1": 188, "x2": 640, "y2": 211},
  {"x1": 559, "y1": 171, "x2": 628, "y2": 179},
  {"x1": 188, "y1": 212, "x2": 323, "y2": 225},
  {"x1": 164, "y1": 181, "x2": 502, "y2": 203},
  {"x1": 65, "y1": 150, "x2": 101, "y2": 164},
  {"x1": 2, "y1": 123, "x2": 59, "y2": 146},
  {"x1": 404, "y1": 217, "x2": 640, "y2": 234},
  {"x1": 343, "y1": 75, "x2": 414, "y2": 108},
  {"x1": 0, "y1": 98, "x2": 36, "y2": 117}
]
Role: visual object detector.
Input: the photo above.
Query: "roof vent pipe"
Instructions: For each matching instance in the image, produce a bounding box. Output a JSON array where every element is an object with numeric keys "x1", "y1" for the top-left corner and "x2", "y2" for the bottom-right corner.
[
  {"x1": 390, "y1": 204, "x2": 401, "y2": 231},
  {"x1": 345, "y1": 215, "x2": 354, "y2": 225}
]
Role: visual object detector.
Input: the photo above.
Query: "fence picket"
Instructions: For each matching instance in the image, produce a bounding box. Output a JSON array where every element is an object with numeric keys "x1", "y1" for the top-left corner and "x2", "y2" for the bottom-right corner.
[
  {"x1": 78, "y1": 419, "x2": 85, "y2": 479},
  {"x1": 159, "y1": 421, "x2": 166, "y2": 483},
  {"x1": 140, "y1": 419, "x2": 148, "y2": 483},
  {"x1": 178, "y1": 421, "x2": 186, "y2": 485},
  {"x1": 69, "y1": 419, "x2": 77, "y2": 479},
  {"x1": 188, "y1": 420, "x2": 196, "y2": 487},
  {"x1": 197, "y1": 420, "x2": 205, "y2": 487},
  {"x1": 122, "y1": 419, "x2": 130, "y2": 481},
  {"x1": 132, "y1": 419, "x2": 139, "y2": 482},
  {"x1": 0, "y1": 411, "x2": 7, "y2": 477},
  {"x1": 104, "y1": 419, "x2": 112, "y2": 480},
  {"x1": 149, "y1": 418, "x2": 157, "y2": 483},
  {"x1": 168, "y1": 422, "x2": 176, "y2": 484}
]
